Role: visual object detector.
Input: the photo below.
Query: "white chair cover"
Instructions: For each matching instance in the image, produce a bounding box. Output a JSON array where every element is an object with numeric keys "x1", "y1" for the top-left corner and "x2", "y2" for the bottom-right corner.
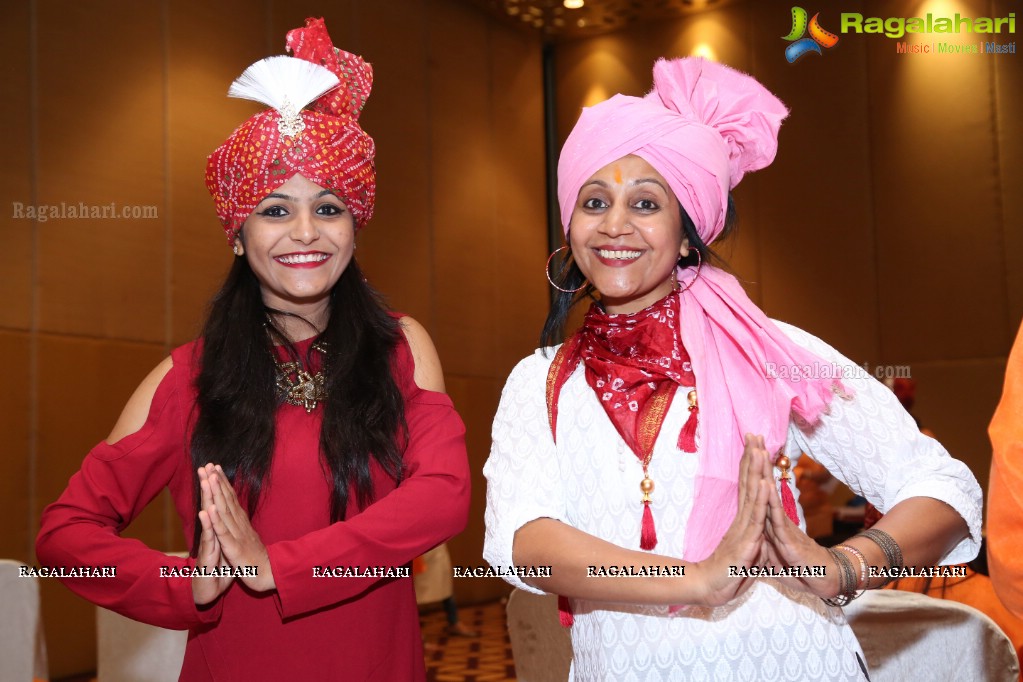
[
  {"x1": 0, "y1": 559, "x2": 48, "y2": 681},
  {"x1": 96, "y1": 553, "x2": 188, "y2": 682},
  {"x1": 96, "y1": 606, "x2": 188, "y2": 682},
  {"x1": 845, "y1": 589, "x2": 1019, "y2": 681},
  {"x1": 505, "y1": 589, "x2": 572, "y2": 682},
  {"x1": 505, "y1": 587, "x2": 1020, "y2": 681},
  {"x1": 414, "y1": 543, "x2": 454, "y2": 605}
]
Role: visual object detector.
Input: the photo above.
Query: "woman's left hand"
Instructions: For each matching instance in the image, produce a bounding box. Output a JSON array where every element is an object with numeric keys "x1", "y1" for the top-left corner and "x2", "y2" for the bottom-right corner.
[
  {"x1": 760, "y1": 477, "x2": 841, "y2": 599},
  {"x1": 206, "y1": 464, "x2": 276, "y2": 592}
]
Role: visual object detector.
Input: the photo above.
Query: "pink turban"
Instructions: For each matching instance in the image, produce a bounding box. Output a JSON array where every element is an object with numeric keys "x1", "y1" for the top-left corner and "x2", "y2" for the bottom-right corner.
[
  {"x1": 556, "y1": 59, "x2": 849, "y2": 563},
  {"x1": 558, "y1": 58, "x2": 787, "y2": 243},
  {"x1": 205, "y1": 18, "x2": 376, "y2": 240}
]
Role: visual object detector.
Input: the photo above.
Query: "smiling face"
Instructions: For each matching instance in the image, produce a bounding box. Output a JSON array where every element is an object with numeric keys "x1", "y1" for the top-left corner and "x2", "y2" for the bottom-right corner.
[
  {"x1": 568, "y1": 155, "x2": 689, "y2": 314},
  {"x1": 235, "y1": 174, "x2": 355, "y2": 321}
]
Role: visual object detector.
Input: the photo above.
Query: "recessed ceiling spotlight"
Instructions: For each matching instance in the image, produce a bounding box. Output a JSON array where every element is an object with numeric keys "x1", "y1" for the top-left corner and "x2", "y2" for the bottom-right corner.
[{"x1": 564, "y1": 0, "x2": 585, "y2": 9}]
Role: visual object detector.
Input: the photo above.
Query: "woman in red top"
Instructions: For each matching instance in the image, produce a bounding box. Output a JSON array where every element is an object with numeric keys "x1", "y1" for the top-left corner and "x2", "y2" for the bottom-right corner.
[{"x1": 36, "y1": 18, "x2": 470, "y2": 681}]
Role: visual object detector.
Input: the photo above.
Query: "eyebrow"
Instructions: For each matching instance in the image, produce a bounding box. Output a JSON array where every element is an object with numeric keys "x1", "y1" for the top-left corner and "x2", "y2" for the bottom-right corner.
[
  {"x1": 582, "y1": 178, "x2": 668, "y2": 191},
  {"x1": 261, "y1": 189, "x2": 338, "y2": 202}
]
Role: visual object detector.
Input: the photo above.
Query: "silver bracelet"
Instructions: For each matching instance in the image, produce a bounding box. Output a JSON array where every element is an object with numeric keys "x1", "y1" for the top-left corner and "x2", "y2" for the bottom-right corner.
[{"x1": 859, "y1": 528, "x2": 904, "y2": 586}]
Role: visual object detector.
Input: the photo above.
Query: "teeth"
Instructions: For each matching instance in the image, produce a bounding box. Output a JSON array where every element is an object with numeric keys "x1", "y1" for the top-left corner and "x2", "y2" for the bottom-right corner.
[
  {"x1": 598, "y1": 249, "x2": 641, "y2": 260},
  {"x1": 277, "y1": 253, "x2": 329, "y2": 264}
]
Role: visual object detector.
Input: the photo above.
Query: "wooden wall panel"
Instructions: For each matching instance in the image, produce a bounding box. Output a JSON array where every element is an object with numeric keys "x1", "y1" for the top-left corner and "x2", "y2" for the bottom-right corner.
[
  {"x1": 428, "y1": 1, "x2": 499, "y2": 379},
  {"x1": 356, "y1": 0, "x2": 435, "y2": 324},
  {"x1": 167, "y1": 0, "x2": 268, "y2": 345},
  {"x1": 866, "y1": 0, "x2": 1007, "y2": 362},
  {"x1": 490, "y1": 26, "x2": 550, "y2": 375},
  {"x1": 912, "y1": 358, "x2": 1007, "y2": 492},
  {"x1": 749, "y1": 0, "x2": 879, "y2": 363},
  {"x1": 555, "y1": 36, "x2": 647, "y2": 144},
  {"x1": 0, "y1": 1, "x2": 34, "y2": 331},
  {"x1": 445, "y1": 375, "x2": 504, "y2": 602},
  {"x1": 0, "y1": 332, "x2": 31, "y2": 561},
  {"x1": 35, "y1": 1, "x2": 166, "y2": 343}
]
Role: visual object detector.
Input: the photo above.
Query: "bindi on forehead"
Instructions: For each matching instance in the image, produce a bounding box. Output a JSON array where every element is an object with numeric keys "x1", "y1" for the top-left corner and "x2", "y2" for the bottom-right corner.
[{"x1": 613, "y1": 165, "x2": 622, "y2": 184}]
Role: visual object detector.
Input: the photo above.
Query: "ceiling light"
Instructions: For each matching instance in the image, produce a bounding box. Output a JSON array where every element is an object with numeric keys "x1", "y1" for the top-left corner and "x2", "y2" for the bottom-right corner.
[
  {"x1": 691, "y1": 43, "x2": 717, "y2": 60},
  {"x1": 564, "y1": 0, "x2": 585, "y2": 9}
]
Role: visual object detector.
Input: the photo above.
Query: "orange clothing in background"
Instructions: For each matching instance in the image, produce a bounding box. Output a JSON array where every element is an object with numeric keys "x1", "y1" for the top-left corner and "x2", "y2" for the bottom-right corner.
[{"x1": 990, "y1": 323, "x2": 1023, "y2": 620}]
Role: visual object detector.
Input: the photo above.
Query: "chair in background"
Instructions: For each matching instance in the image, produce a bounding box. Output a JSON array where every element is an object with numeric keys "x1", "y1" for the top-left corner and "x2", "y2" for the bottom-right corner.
[
  {"x1": 845, "y1": 589, "x2": 1019, "y2": 681},
  {"x1": 96, "y1": 552, "x2": 188, "y2": 682},
  {"x1": 506, "y1": 586, "x2": 1020, "y2": 681},
  {"x1": 0, "y1": 559, "x2": 49, "y2": 682},
  {"x1": 505, "y1": 589, "x2": 572, "y2": 682},
  {"x1": 96, "y1": 607, "x2": 187, "y2": 682}
]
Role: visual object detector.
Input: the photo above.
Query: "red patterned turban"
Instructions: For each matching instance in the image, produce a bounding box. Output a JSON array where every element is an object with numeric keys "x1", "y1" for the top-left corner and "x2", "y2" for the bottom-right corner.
[{"x1": 205, "y1": 18, "x2": 376, "y2": 241}]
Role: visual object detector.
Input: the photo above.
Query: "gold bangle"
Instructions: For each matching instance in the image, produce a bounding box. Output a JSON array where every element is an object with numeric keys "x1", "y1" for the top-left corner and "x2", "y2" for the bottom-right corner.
[
  {"x1": 835, "y1": 544, "x2": 869, "y2": 590},
  {"x1": 823, "y1": 548, "x2": 863, "y2": 607}
]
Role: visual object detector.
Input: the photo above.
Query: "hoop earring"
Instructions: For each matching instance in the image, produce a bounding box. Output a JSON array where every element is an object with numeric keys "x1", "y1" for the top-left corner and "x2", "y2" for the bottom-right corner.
[
  {"x1": 676, "y1": 249, "x2": 702, "y2": 294},
  {"x1": 546, "y1": 246, "x2": 587, "y2": 294}
]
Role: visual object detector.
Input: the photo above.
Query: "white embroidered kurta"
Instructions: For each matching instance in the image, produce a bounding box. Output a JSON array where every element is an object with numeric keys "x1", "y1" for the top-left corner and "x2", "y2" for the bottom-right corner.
[{"x1": 483, "y1": 321, "x2": 982, "y2": 682}]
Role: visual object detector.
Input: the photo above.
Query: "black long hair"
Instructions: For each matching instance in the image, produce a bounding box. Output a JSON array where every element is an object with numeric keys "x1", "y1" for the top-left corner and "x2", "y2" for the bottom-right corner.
[
  {"x1": 541, "y1": 195, "x2": 738, "y2": 349},
  {"x1": 188, "y1": 256, "x2": 406, "y2": 553}
]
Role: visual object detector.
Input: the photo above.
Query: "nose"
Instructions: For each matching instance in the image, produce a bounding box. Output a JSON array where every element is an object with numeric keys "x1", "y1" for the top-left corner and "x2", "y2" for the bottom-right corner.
[
  {"x1": 599, "y1": 203, "x2": 634, "y2": 238},
  {"x1": 290, "y1": 208, "x2": 319, "y2": 243}
]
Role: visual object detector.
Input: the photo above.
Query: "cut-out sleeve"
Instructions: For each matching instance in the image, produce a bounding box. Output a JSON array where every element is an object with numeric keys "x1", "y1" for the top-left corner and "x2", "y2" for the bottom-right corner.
[{"x1": 35, "y1": 360, "x2": 223, "y2": 630}]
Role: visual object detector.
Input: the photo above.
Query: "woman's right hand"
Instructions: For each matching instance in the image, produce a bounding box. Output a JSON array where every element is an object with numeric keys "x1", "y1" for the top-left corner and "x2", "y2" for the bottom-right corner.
[
  {"x1": 192, "y1": 465, "x2": 234, "y2": 605},
  {"x1": 694, "y1": 434, "x2": 772, "y2": 607},
  {"x1": 509, "y1": 435, "x2": 773, "y2": 608}
]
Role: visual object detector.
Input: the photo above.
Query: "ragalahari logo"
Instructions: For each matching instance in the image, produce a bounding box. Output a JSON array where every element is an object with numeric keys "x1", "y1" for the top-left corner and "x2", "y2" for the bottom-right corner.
[{"x1": 783, "y1": 7, "x2": 840, "y2": 62}]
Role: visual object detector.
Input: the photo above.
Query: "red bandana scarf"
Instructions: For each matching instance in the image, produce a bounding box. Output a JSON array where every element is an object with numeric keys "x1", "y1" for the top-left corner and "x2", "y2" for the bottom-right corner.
[{"x1": 547, "y1": 291, "x2": 699, "y2": 551}]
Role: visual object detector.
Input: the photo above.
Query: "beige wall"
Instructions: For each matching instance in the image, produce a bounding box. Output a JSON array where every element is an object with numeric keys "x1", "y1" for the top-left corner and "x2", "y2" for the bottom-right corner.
[
  {"x1": 553, "y1": 0, "x2": 1021, "y2": 498},
  {"x1": 1, "y1": 0, "x2": 546, "y2": 675}
]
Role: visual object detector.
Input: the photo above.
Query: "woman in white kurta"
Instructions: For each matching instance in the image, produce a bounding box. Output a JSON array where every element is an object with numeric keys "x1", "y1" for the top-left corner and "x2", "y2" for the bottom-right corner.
[{"x1": 483, "y1": 58, "x2": 981, "y2": 681}]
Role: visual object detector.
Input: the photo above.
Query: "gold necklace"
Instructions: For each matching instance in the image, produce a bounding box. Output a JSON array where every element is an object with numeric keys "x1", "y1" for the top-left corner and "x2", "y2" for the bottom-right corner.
[{"x1": 274, "y1": 341, "x2": 328, "y2": 412}]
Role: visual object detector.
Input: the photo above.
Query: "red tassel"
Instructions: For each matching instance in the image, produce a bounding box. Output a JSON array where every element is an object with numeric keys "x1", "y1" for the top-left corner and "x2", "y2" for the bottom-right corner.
[
  {"x1": 780, "y1": 478, "x2": 800, "y2": 525},
  {"x1": 557, "y1": 595, "x2": 574, "y2": 627},
  {"x1": 640, "y1": 501, "x2": 658, "y2": 549},
  {"x1": 677, "y1": 405, "x2": 698, "y2": 453}
]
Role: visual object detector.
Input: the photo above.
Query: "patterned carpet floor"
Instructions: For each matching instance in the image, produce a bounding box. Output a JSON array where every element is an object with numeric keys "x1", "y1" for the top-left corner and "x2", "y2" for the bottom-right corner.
[{"x1": 422, "y1": 600, "x2": 517, "y2": 681}]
